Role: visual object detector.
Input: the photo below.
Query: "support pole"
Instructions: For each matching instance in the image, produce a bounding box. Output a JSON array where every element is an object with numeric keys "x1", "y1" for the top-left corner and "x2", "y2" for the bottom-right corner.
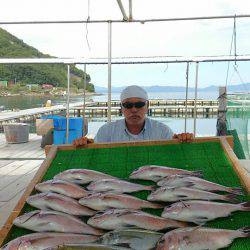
[
  {"x1": 184, "y1": 62, "x2": 189, "y2": 133},
  {"x1": 107, "y1": 21, "x2": 112, "y2": 122},
  {"x1": 129, "y1": 0, "x2": 133, "y2": 21},
  {"x1": 216, "y1": 86, "x2": 227, "y2": 136},
  {"x1": 116, "y1": 0, "x2": 128, "y2": 21},
  {"x1": 193, "y1": 62, "x2": 199, "y2": 137},
  {"x1": 66, "y1": 64, "x2": 70, "y2": 144},
  {"x1": 83, "y1": 64, "x2": 87, "y2": 117}
]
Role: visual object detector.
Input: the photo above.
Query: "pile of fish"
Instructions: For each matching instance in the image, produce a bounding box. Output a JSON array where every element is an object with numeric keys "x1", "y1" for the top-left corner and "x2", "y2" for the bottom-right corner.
[{"x1": 2, "y1": 166, "x2": 249, "y2": 250}]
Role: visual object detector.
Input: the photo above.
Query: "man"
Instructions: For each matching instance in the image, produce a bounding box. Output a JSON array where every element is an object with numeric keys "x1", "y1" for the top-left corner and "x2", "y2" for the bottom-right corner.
[{"x1": 73, "y1": 85, "x2": 193, "y2": 146}]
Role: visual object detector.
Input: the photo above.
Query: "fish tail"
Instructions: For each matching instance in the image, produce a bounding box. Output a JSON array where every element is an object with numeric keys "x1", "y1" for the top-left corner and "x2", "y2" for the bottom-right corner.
[
  {"x1": 145, "y1": 185, "x2": 155, "y2": 191},
  {"x1": 192, "y1": 170, "x2": 203, "y2": 177},
  {"x1": 149, "y1": 202, "x2": 164, "y2": 209},
  {"x1": 240, "y1": 201, "x2": 250, "y2": 211},
  {"x1": 224, "y1": 193, "x2": 239, "y2": 203},
  {"x1": 229, "y1": 187, "x2": 243, "y2": 195},
  {"x1": 239, "y1": 227, "x2": 250, "y2": 237},
  {"x1": 175, "y1": 220, "x2": 189, "y2": 228}
]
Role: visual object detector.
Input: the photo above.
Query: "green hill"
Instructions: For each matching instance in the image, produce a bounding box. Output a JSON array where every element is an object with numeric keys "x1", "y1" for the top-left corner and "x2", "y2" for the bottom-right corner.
[{"x1": 0, "y1": 27, "x2": 94, "y2": 92}]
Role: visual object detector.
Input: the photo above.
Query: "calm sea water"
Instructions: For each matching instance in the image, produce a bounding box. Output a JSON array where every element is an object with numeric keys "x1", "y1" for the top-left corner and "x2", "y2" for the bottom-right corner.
[{"x1": 0, "y1": 91, "x2": 219, "y2": 136}]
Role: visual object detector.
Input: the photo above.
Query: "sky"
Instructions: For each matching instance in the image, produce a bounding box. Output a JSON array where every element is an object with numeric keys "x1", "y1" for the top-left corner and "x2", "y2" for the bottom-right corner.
[{"x1": 1, "y1": 0, "x2": 250, "y2": 89}]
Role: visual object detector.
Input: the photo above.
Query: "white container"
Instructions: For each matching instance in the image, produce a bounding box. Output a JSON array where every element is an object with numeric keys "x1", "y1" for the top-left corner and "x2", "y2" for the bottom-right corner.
[{"x1": 3, "y1": 123, "x2": 30, "y2": 143}]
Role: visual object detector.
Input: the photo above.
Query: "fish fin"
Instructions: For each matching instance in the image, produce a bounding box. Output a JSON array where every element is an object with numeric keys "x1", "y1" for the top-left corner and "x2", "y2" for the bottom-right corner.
[
  {"x1": 193, "y1": 216, "x2": 209, "y2": 225},
  {"x1": 187, "y1": 225, "x2": 204, "y2": 232},
  {"x1": 181, "y1": 181, "x2": 196, "y2": 188},
  {"x1": 114, "y1": 243, "x2": 132, "y2": 248},
  {"x1": 224, "y1": 194, "x2": 239, "y2": 203},
  {"x1": 192, "y1": 171, "x2": 203, "y2": 178},
  {"x1": 177, "y1": 195, "x2": 189, "y2": 199},
  {"x1": 122, "y1": 224, "x2": 139, "y2": 229},
  {"x1": 180, "y1": 200, "x2": 190, "y2": 208},
  {"x1": 241, "y1": 201, "x2": 250, "y2": 211},
  {"x1": 239, "y1": 227, "x2": 250, "y2": 237},
  {"x1": 230, "y1": 187, "x2": 243, "y2": 195},
  {"x1": 117, "y1": 210, "x2": 133, "y2": 217}
]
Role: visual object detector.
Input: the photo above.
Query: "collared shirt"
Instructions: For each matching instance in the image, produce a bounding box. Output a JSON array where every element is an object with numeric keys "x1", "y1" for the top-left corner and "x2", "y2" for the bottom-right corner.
[{"x1": 94, "y1": 117, "x2": 174, "y2": 143}]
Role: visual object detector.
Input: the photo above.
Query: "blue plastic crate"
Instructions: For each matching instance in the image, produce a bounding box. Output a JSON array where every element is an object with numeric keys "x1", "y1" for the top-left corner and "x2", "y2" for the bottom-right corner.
[
  {"x1": 53, "y1": 129, "x2": 83, "y2": 145},
  {"x1": 41, "y1": 116, "x2": 83, "y2": 131}
]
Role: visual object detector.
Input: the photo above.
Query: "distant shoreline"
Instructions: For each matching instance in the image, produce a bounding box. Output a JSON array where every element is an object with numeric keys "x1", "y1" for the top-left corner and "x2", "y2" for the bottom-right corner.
[{"x1": 0, "y1": 91, "x2": 102, "y2": 98}]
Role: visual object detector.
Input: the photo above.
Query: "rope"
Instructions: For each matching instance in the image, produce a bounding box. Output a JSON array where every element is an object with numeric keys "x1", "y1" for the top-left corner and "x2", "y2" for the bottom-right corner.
[
  {"x1": 85, "y1": 0, "x2": 91, "y2": 51},
  {"x1": 225, "y1": 17, "x2": 236, "y2": 87}
]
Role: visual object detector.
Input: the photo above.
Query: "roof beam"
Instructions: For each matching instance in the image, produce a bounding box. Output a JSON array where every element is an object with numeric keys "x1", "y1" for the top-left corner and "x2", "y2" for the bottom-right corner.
[
  {"x1": 0, "y1": 55, "x2": 250, "y2": 64},
  {"x1": 1, "y1": 14, "x2": 250, "y2": 24},
  {"x1": 116, "y1": 0, "x2": 128, "y2": 21}
]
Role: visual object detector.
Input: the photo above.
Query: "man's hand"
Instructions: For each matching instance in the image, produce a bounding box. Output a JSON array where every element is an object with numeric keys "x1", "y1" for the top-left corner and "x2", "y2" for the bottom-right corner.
[
  {"x1": 73, "y1": 137, "x2": 94, "y2": 146},
  {"x1": 173, "y1": 133, "x2": 194, "y2": 142}
]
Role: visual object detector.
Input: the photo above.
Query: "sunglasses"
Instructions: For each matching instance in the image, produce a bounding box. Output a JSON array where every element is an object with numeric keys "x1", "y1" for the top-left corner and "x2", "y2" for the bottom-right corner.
[{"x1": 121, "y1": 101, "x2": 146, "y2": 109}]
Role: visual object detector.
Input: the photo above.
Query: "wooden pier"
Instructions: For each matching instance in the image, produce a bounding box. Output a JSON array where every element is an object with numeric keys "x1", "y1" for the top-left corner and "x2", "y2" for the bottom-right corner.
[
  {"x1": 0, "y1": 133, "x2": 45, "y2": 230},
  {"x1": 0, "y1": 99, "x2": 245, "y2": 127},
  {"x1": 73, "y1": 99, "x2": 220, "y2": 118},
  {"x1": 0, "y1": 102, "x2": 89, "y2": 128},
  {"x1": 73, "y1": 105, "x2": 219, "y2": 118}
]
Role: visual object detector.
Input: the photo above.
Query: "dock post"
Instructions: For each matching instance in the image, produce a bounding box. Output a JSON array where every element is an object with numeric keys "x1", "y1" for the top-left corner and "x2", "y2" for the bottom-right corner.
[{"x1": 216, "y1": 86, "x2": 227, "y2": 136}]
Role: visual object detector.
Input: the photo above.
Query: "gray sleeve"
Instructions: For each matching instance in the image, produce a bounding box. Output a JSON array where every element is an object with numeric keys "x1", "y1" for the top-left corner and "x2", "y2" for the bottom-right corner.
[
  {"x1": 164, "y1": 126, "x2": 174, "y2": 139},
  {"x1": 160, "y1": 124, "x2": 174, "y2": 139},
  {"x1": 94, "y1": 123, "x2": 111, "y2": 143}
]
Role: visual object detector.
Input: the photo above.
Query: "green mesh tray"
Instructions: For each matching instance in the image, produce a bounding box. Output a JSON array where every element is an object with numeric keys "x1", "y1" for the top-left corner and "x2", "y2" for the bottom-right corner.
[{"x1": 3, "y1": 141, "x2": 250, "y2": 249}]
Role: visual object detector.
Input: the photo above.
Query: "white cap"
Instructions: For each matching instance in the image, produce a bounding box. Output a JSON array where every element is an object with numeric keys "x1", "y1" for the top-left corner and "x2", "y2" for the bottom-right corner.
[{"x1": 120, "y1": 85, "x2": 148, "y2": 102}]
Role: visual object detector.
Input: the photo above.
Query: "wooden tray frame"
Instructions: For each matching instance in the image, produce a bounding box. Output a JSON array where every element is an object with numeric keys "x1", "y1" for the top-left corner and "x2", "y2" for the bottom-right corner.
[{"x1": 1, "y1": 135, "x2": 249, "y2": 246}]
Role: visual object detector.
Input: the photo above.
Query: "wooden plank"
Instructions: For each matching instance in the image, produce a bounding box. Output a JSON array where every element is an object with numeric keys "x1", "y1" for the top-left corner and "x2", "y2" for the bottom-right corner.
[
  {"x1": 0, "y1": 160, "x2": 13, "y2": 168},
  {"x1": 0, "y1": 166, "x2": 39, "y2": 228},
  {"x1": 0, "y1": 102, "x2": 85, "y2": 122},
  {"x1": 0, "y1": 146, "x2": 58, "y2": 245},
  {"x1": 0, "y1": 145, "x2": 44, "y2": 159},
  {"x1": 45, "y1": 136, "x2": 233, "y2": 156},
  {"x1": 0, "y1": 161, "x2": 42, "y2": 190},
  {"x1": 0, "y1": 134, "x2": 44, "y2": 159},
  {"x1": 220, "y1": 137, "x2": 250, "y2": 193},
  {"x1": 239, "y1": 160, "x2": 250, "y2": 174}
]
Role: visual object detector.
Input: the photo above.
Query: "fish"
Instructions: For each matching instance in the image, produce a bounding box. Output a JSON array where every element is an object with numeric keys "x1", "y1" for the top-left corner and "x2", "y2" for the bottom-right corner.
[
  {"x1": 157, "y1": 175, "x2": 243, "y2": 195},
  {"x1": 35, "y1": 180, "x2": 90, "y2": 199},
  {"x1": 87, "y1": 179, "x2": 153, "y2": 193},
  {"x1": 129, "y1": 165, "x2": 202, "y2": 182},
  {"x1": 87, "y1": 208, "x2": 187, "y2": 231},
  {"x1": 48, "y1": 243, "x2": 130, "y2": 250},
  {"x1": 2, "y1": 232, "x2": 98, "y2": 250},
  {"x1": 162, "y1": 200, "x2": 250, "y2": 224},
  {"x1": 13, "y1": 210, "x2": 103, "y2": 235},
  {"x1": 156, "y1": 227, "x2": 250, "y2": 250},
  {"x1": 147, "y1": 186, "x2": 238, "y2": 202},
  {"x1": 100, "y1": 229, "x2": 163, "y2": 250},
  {"x1": 79, "y1": 192, "x2": 163, "y2": 211},
  {"x1": 27, "y1": 192, "x2": 95, "y2": 216},
  {"x1": 53, "y1": 169, "x2": 117, "y2": 184}
]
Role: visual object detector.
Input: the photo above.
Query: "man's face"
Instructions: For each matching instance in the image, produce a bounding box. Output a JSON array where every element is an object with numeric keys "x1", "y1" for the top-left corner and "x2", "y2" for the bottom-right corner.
[{"x1": 121, "y1": 97, "x2": 148, "y2": 126}]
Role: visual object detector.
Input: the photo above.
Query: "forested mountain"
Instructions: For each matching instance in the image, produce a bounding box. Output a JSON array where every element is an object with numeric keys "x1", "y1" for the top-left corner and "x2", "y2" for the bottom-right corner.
[{"x1": 0, "y1": 28, "x2": 94, "y2": 91}]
